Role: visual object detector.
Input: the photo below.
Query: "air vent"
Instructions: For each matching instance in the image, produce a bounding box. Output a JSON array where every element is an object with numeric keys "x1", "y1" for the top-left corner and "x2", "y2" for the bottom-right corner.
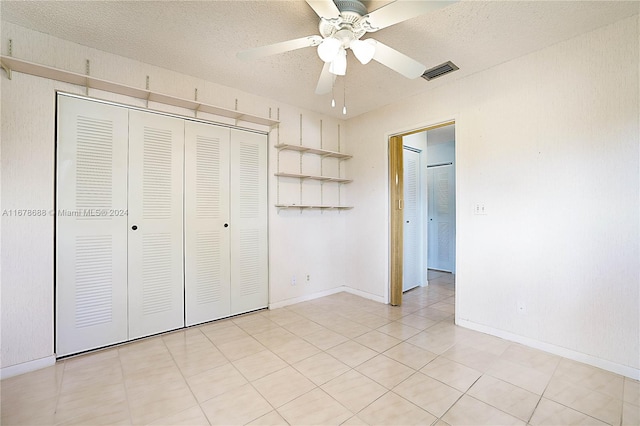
[{"x1": 421, "y1": 61, "x2": 459, "y2": 81}]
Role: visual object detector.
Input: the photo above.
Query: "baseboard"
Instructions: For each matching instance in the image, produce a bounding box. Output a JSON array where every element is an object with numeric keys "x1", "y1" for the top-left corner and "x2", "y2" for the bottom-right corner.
[
  {"x1": 342, "y1": 287, "x2": 386, "y2": 304},
  {"x1": 269, "y1": 286, "x2": 347, "y2": 309},
  {"x1": 269, "y1": 286, "x2": 387, "y2": 309},
  {"x1": 1, "y1": 355, "x2": 56, "y2": 379},
  {"x1": 457, "y1": 318, "x2": 640, "y2": 380}
]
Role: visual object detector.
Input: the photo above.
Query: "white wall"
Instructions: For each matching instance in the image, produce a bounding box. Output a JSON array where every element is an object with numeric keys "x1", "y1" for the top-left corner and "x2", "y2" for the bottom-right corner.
[
  {"x1": 2, "y1": 14, "x2": 639, "y2": 380},
  {"x1": 346, "y1": 15, "x2": 639, "y2": 377},
  {"x1": 0, "y1": 23, "x2": 349, "y2": 373}
]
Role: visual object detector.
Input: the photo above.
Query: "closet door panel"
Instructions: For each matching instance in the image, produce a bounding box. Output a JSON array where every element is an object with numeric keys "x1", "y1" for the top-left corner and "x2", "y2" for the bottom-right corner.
[
  {"x1": 56, "y1": 95, "x2": 129, "y2": 356},
  {"x1": 229, "y1": 130, "x2": 268, "y2": 315},
  {"x1": 128, "y1": 110, "x2": 185, "y2": 339},
  {"x1": 184, "y1": 121, "x2": 231, "y2": 325}
]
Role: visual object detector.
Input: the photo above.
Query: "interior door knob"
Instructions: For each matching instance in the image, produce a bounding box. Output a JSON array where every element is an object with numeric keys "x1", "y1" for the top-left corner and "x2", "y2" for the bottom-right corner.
[
  {"x1": 131, "y1": 225, "x2": 138, "y2": 230},
  {"x1": 224, "y1": 223, "x2": 229, "y2": 228}
]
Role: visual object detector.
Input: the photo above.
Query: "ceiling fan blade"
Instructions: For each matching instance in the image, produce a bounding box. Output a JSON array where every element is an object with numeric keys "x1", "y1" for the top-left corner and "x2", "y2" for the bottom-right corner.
[
  {"x1": 363, "y1": 0, "x2": 457, "y2": 32},
  {"x1": 237, "y1": 35, "x2": 322, "y2": 61},
  {"x1": 372, "y1": 40, "x2": 426, "y2": 79},
  {"x1": 306, "y1": 0, "x2": 341, "y2": 19},
  {"x1": 315, "y1": 62, "x2": 336, "y2": 95}
]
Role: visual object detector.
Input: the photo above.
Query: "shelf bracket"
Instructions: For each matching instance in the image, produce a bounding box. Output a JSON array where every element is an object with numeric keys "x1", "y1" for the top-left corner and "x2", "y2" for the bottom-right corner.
[
  {"x1": 1, "y1": 62, "x2": 11, "y2": 80},
  {"x1": 2, "y1": 39, "x2": 12, "y2": 79},
  {"x1": 145, "y1": 76, "x2": 151, "y2": 108},
  {"x1": 234, "y1": 98, "x2": 239, "y2": 127},
  {"x1": 85, "y1": 59, "x2": 90, "y2": 96},
  {"x1": 194, "y1": 88, "x2": 199, "y2": 117}
]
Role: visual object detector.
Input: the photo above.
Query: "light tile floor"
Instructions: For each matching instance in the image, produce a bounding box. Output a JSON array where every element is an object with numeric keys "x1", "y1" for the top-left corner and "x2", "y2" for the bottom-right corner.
[{"x1": 1, "y1": 271, "x2": 638, "y2": 425}]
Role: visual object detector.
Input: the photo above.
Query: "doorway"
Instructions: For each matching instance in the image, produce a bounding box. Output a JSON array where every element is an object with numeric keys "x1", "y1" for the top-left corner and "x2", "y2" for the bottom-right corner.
[{"x1": 389, "y1": 121, "x2": 456, "y2": 305}]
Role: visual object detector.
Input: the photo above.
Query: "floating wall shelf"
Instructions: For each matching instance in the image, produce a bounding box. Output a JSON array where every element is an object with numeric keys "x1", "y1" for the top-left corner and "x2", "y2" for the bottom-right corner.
[
  {"x1": 274, "y1": 143, "x2": 352, "y2": 160},
  {"x1": 274, "y1": 172, "x2": 352, "y2": 184},
  {"x1": 0, "y1": 55, "x2": 279, "y2": 127},
  {"x1": 274, "y1": 128, "x2": 353, "y2": 211},
  {"x1": 275, "y1": 204, "x2": 354, "y2": 211}
]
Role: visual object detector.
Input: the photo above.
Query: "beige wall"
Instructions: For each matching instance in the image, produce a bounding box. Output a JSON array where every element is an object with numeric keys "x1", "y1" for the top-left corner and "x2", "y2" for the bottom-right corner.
[
  {"x1": 2, "y1": 13, "x2": 639, "y2": 379},
  {"x1": 346, "y1": 15, "x2": 639, "y2": 376},
  {"x1": 0, "y1": 23, "x2": 350, "y2": 373}
]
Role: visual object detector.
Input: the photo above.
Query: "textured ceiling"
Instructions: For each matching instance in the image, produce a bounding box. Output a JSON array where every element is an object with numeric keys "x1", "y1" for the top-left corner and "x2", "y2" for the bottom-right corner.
[{"x1": 2, "y1": 1, "x2": 638, "y2": 119}]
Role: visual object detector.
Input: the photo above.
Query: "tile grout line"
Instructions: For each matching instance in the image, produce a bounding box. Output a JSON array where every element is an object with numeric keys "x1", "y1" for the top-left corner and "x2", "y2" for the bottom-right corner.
[
  {"x1": 199, "y1": 322, "x2": 302, "y2": 424},
  {"x1": 115, "y1": 349, "x2": 134, "y2": 426},
  {"x1": 52, "y1": 360, "x2": 66, "y2": 423}
]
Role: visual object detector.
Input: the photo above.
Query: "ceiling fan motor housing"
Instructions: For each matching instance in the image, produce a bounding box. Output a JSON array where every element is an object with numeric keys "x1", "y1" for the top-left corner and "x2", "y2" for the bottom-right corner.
[
  {"x1": 334, "y1": 0, "x2": 367, "y2": 17},
  {"x1": 319, "y1": 0, "x2": 368, "y2": 42}
]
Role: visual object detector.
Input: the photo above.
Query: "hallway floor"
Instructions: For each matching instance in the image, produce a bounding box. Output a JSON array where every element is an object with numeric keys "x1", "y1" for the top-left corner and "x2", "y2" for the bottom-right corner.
[{"x1": 1, "y1": 272, "x2": 638, "y2": 425}]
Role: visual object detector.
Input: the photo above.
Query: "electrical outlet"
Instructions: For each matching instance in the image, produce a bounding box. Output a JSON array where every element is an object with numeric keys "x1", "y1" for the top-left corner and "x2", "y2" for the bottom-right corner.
[
  {"x1": 474, "y1": 203, "x2": 487, "y2": 215},
  {"x1": 306, "y1": 274, "x2": 310, "y2": 282},
  {"x1": 291, "y1": 275, "x2": 296, "y2": 286}
]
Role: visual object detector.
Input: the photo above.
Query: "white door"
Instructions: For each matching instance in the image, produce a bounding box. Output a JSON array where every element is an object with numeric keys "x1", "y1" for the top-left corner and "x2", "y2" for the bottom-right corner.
[
  {"x1": 184, "y1": 121, "x2": 231, "y2": 325},
  {"x1": 127, "y1": 110, "x2": 185, "y2": 339},
  {"x1": 428, "y1": 165, "x2": 455, "y2": 272},
  {"x1": 56, "y1": 95, "x2": 129, "y2": 356},
  {"x1": 229, "y1": 129, "x2": 268, "y2": 314},
  {"x1": 403, "y1": 148, "x2": 422, "y2": 291}
]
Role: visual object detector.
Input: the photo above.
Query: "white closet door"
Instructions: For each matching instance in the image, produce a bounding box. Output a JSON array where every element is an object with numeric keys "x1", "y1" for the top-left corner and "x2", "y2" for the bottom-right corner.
[
  {"x1": 229, "y1": 129, "x2": 268, "y2": 315},
  {"x1": 428, "y1": 165, "x2": 455, "y2": 272},
  {"x1": 184, "y1": 121, "x2": 231, "y2": 325},
  {"x1": 128, "y1": 110, "x2": 185, "y2": 339},
  {"x1": 403, "y1": 148, "x2": 422, "y2": 291},
  {"x1": 56, "y1": 95, "x2": 129, "y2": 356}
]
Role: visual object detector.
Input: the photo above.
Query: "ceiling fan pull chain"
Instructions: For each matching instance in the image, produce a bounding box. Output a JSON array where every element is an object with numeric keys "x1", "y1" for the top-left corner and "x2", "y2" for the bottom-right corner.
[
  {"x1": 342, "y1": 77, "x2": 347, "y2": 115},
  {"x1": 331, "y1": 78, "x2": 336, "y2": 108}
]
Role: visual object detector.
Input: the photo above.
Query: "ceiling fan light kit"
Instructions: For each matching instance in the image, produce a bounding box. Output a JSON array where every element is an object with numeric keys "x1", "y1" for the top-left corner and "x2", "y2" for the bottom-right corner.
[
  {"x1": 328, "y1": 48, "x2": 347, "y2": 75},
  {"x1": 350, "y1": 39, "x2": 376, "y2": 65},
  {"x1": 317, "y1": 37, "x2": 341, "y2": 62},
  {"x1": 238, "y1": 0, "x2": 458, "y2": 102}
]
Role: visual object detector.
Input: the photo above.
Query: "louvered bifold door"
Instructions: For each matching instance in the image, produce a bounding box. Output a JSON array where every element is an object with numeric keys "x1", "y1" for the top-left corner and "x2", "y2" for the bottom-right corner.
[
  {"x1": 128, "y1": 110, "x2": 185, "y2": 339},
  {"x1": 229, "y1": 130, "x2": 268, "y2": 315},
  {"x1": 56, "y1": 95, "x2": 129, "y2": 357},
  {"x1": 403, "y1": 148, "x2": 421, "y2": 291},
  {"x1": 184, "y1": 121, "x2": 231, "y2": 326}
]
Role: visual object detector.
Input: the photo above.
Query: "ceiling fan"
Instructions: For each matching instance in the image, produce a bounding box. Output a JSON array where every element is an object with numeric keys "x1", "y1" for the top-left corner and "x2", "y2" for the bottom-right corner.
[{"x1": 237, "y1": 0, "x2": 455, "y2": 95}]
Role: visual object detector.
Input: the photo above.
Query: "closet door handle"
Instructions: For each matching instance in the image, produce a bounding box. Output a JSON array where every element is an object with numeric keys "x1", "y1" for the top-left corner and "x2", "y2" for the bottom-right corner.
[
  {"x1": 224, "y1": 223, "x2": 229, "y2": 228},
  {"x1": 131, "y1": 225, "x2": 138, "y2": 230}
]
